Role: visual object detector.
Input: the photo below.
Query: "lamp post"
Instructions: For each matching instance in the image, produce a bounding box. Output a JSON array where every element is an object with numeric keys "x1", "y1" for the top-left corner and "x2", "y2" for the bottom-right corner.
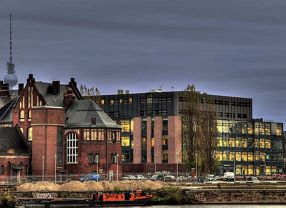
[
  {"x1": 154, "y1": 153, "x2": 157, "y2": 174},
  {"x1": 116, "y1": 154, "x2": 119, "y2": 181},
  {"x1": 233, "y1": 154, "x2": 236, "y2": 182},
  {"x1": 264, "y1": 153, "x2": 267, "y2": 182},
  {"x1": 176, "y1": 153, "x2": 180, "y2": 180},
  {"x1": 54, "y1": 154, "x2": 57, "y2": 183},
  {"x1": 95, "y1": 154, "x2": 99, "y2": 182},
  {"x1": 42, "y1": 155, "x2": 45, "y2": 181},
  {"x1": 195, "y1": 153, "x2": 198, "y2": 181}
]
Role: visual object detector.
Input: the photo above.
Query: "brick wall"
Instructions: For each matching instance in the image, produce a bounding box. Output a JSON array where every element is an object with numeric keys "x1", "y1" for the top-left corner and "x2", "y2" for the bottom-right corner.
[{"x1": 31, "y1": 107, "x2": 65, "y2": 176}]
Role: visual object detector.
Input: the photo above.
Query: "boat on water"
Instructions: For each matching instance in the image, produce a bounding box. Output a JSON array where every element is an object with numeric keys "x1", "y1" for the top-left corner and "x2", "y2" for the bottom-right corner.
[
  {"x1": 16, "y1": 190, "x2": 153, "y2": 207},
  {"x1": 92, "y1": 190, "x2": 153, "y2": 206}
]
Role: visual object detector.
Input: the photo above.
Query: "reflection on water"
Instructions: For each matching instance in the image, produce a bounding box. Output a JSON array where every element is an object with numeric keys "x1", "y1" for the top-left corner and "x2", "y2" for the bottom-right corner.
[{"x1": 146, "y1": 205, "x2": 286, "y2": 208}]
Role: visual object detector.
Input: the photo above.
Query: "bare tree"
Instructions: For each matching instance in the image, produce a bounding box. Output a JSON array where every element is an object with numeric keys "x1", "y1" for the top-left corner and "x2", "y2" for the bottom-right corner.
[{"x1": 182, "y1": 84, "x2": 218, "y2": 175}]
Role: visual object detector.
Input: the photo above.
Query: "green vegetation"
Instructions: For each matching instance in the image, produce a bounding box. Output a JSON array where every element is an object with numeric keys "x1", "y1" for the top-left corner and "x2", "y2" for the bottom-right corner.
[
  {"x1": 1, "y1": 192, "x2": 16, "y2": 207},
  {"x1": 152, "y1": 186, "x2": 197, "y2": 205}
]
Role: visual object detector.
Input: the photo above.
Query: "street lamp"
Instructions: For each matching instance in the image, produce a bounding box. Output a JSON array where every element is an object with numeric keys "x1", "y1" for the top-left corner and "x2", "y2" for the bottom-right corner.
[
  {"x1": 54, "y1": 154, "x2": 57, "y2": 183},
  {"x1": 42, "y1": 155, "x2": 45, "y2": 181},
  {"x1": 95, "y1": 154, "x2": 99, "y2": 182},
  {"x1": 195, "y1": 153, "x2": 198, "y2": 180},
  {"x1": 233, "y1": 153, "x2": 236, "y2": 182},
  {"x1": 154, "y1": 153, "x2": 157, "y2": 174},
  {"x1": 176, "y1": 153, "x2": 180, "y2": 180},
  {"x1": 264, "y1": 153, "x2": 267, "y2": 182},
  {"x1": 115, "y1": 154, "x2": 119, "y2": 181}
]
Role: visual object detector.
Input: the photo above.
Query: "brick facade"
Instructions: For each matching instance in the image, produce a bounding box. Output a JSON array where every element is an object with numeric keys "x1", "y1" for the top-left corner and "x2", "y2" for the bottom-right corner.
[
  {"x1": 31, "y1": 107, "x2": 65, "y2": 176},
  {"x1": 133, "y1": 117, "x2": 142, "y2": 164}
]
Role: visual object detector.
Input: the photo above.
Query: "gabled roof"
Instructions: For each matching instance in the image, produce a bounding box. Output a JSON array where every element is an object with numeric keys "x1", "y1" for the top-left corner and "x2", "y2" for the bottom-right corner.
[
  {"x1": 34, "y1": 82, "x2": 75, "y2": 107},
  {"x1": 0, "y1": 127, "x2": 31, "y2": 156},
  {"x1": 65, "y1": 99, "x2": 121, "y2": 129},
  {"x1": 0, "y1": 98, "x2": 18, "y2": 123}
]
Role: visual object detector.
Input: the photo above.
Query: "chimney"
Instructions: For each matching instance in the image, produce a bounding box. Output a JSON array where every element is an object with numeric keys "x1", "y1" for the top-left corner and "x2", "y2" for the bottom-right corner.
[
  {"x1": 27, "y1": 74, "x2": 35, "y2": 84},
  {"x1": 0, "y1": 81, "x2": 10, "y2": 96},
  {"x1": 63, "y1": 89, "x2": 76, "y2": 109},
  {"x1": 52, "y1": 81, "x2": 60, "y2": 94},
  {"x1": 69, "y1": 77, "x2": 77, "y2": 89},
  {"x1": 18, "y1": 83, "x2": 24, "y2": 95}
]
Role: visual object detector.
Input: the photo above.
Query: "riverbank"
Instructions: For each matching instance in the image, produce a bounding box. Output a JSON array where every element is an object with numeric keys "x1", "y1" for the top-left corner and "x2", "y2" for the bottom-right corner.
[{"x1": 1, "y1": 181, "x2": 286, "y2": 207}]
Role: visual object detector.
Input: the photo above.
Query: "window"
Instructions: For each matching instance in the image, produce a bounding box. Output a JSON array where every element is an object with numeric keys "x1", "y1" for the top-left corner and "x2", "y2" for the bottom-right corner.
[
  {"x1": 28, "y1": 110, "x2": 32, "y2": 120},
  {"x1": 0, "y1": 165, "x2": 5, "y2": 175},
  {"x1": 88, "y1": 153, "x2": 94, "y2": 164},
  {"x1": 28, "y1": 127, "x2": 33, "y2": 141},
  {"x1": 66, "y1": 132, "x2": 78, "y2": 164},
  {"x1": 91, "y1": 129, "x2": 97, "y2": 140},
  {"x1": 111, "y1": 131, "x2": 117, "y2": 142},
  {"x1": 101, "y1": 99, "x2": 105, "y2": 105},
  {"x1": 111, "y1": 153, "x2": 119, "y2": 164},
  {"x1": 20, "y1": 110, "x2": 25, "y2": 122},
  {"x1": 121, "y1": 137, "x2": 130, "y2": 146},
  {"x1": 83, "y1": 129, "x2": 90, "y2": 140}
]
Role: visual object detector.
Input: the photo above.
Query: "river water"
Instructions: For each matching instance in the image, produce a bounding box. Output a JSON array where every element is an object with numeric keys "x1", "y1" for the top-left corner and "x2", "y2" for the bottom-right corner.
[{"x1": 147, "y1": 206, "x2": 286, "y2": 208}]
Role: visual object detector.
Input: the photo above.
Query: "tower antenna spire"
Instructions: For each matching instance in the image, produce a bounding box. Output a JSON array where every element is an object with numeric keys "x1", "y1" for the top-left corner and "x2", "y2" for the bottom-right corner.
[
  {"x1": 9, "y1": 13, "x2": 13, "y2": 63},
  {"x1": 4, "y1": 13, "x2": 18, "y2": 89}
]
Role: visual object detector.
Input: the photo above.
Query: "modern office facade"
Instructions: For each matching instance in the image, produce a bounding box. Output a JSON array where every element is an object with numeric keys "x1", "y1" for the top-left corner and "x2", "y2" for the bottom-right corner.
[
  {"x1": 216, "y1": 119, "x2": 284, "y2": 175},
  {"x1": 88, "y1": 90, "x2": 280, "y2": 170}
]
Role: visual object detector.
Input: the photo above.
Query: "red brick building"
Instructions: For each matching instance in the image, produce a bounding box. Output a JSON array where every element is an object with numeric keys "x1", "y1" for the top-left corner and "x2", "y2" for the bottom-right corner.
[{"x1": 0, "y1": 74, "x2": 122, "y2": 178}]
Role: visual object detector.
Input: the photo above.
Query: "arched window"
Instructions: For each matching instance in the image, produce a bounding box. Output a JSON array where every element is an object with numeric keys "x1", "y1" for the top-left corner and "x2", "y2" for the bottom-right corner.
[
  {"x1": 7, "y1": 162, "x2": 11, "y2": 175},
  {"x1": 28, "y1": 127, "x2": 33, "y2": 141},
  {"x1": 66, "y1": 132, "x2": 78, "y2": 164},
  {"x1": 88, "y1": 153, "x2": 94, "y2": 164},
  {"x1": 0, "y1": 165, "x2": 5, "y2": 175},
  {"x1": 28, "y1": 110, "x2": 32, "y2": 120},
  {"x1": 19, "y1": 110, "x2": 25, "y2": 122}
]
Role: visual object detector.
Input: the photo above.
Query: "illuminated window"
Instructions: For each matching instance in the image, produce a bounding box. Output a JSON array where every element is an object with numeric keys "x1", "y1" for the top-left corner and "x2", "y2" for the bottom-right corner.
[
  {"x1": 22, "y1": 96, "x2": 25, "y2": 108},
  {"x1": 101, "y1": 99, "x2": 105, "y2": 105},
  {"x1": 229, "y1": 138, "x2": 235, "y2": 147},
  {"x1": 241, "y1": 138, "x2": 247, "y2": 148},
  {"x1": 98, "y1": 129, "x2": 104, "y2": 140},
  {"x1": 91, "y1": 129, "x2": 97, "y2": 140},
  {"x1": 28, "y1": 110, "x2": 32, "y2": 120},
  {"x1": 121, "y1": 137, "x2": 130, "y2": 146},
  {"x1": 129, "y1": 97, "x2": 132, "y2": 103},
  {"x1": 121, "y1": 120, "x2": 130, "y2": 132},
  {"x1": 247, "y1": 125, "x2": 253, "y2": 134},
  {"x1": 254, "y1": 139, "x2": 259, "y2": 148},
  {"x1": 229, "y1": 152, "x2": 235, "y2": 161},
  {"x1": 241, "y1": 152, "x2": 247, "y2": 161},
  {"x1": 217, "y1": 138, "x2": 222, "y2": 147},
  {"x1": 216, "y1": 151, "x2": 222, "y2": 161},
  {"x1": 277, "y1": 124, "x2": 282, "y2": 136},
  {"x1": 222, "y1": 151, "x2": 229, "y2": 161},
  {"x1": 247, "y1": 152, "x2": 253, "y2": 161},
  {"x1": 151, "y1": 138, "x2": 154, "y2": 147},
  {"x1": 248, "y1": 165, "x2": 254, "y2": 175},
  {"x1": 19, "y1": 110, "x2": 25, "y2": 122},
  {"x1": 235, "y1": 152, "x2": 241, "y2": 161},
  {"x1": 222, "y1": 139, "x2": 229, "y2": 147},
  {"x1": 110, "y1": 100, "x2": 114, "y2": 104},
  {"x1": 265, "y1": 140, "x2": 271, "y2": 149},
  {"x1": 259, "y1": 139, "x2": 265, "y2": 148},
  {"x1": 235, "y1": 138, "x2": 241, "y2": 148},
  {"x1": 66, "y1": 132, "x2": 78, "y2": 164},
  {"x1": 28, "y1": 127, "x2": 33, "y2": 141},
  {"x1": 83, "y1": 129, "x2": 90, "y2": 140}
]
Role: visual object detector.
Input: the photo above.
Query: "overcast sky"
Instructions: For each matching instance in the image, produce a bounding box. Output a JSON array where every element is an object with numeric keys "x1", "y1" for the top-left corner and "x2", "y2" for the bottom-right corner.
[{"x1": 0, "y1": 0, "x2": 286, "y2": 124}]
